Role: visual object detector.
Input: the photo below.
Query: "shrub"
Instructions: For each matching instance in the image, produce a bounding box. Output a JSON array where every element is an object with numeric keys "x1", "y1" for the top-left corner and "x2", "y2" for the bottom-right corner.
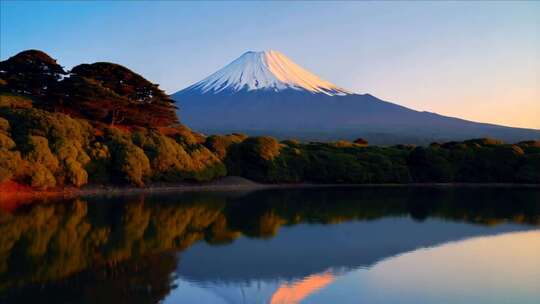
[
  {"x1": 243, "y1": 136, "x2": 281, "y2": 161},
  {"x1": 353, "y1": 138, "x2": 369, "y2": 146},
  {"x1": 65, "y1": 158, "x2": 88, "y2": 187},
  {"x1": 86, "y1": 142, "x2": 111, "y2": 184},
  {"x1": 0, "y1": 117, "x2": 10, "y2": 133},
  {"x1": 30, "y1": 163, "x2": 56, "y2": 189},
  {"x1": 134, "y1": 131, "x2": 226, "y2": 182},
  {"x1": 407, "y1": 146, "x2": 453, "y2": 182},
  {"x1": 464, "y1": 138, "x2": 504, "y2": 146},
  {"x1": 185, "y1": 147, "x2": 226, "y2": 181},
  {"x1": 331, "y1": 140, "x2": 355, "y2": 148},
  {"x1": 0, "y1": 150, "x2": 25, "y2": 182},
  {"x1": 0, "y1": 133, "x2": 15, "y2": 150},
  {"x1": 2, "y1": 108, "x2": 93, "y2": 147},
  {"x1": 115, "y1": 144, "x2": 151, "y2": 187},
  {"x1": 516, "y1": 154, "x2": 540, "y2": 183},
  {"x1": 0, "y1": 93, "x2": 33, "y2": 109},
  {"x1": 23, "y1": 135, "x2": 59, "y2": 174},
  {"x1": 205, "y1": 133, "x2": 247, "y2": 160},
  {"x1": 133, "y1": 131, "x2": 192, "y2": 180},
  {"x1": 226, "y1": 136, "x2": 282, "y2": 181}
]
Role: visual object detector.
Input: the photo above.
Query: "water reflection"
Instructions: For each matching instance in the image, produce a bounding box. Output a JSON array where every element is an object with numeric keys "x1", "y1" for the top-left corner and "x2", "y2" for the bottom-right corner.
[
  {"x1": 0, "y1": 187, "x2": 539, "y2": 303},
  {"x1": 305, "y1": 230, "x2": 540, "y2": 304}
]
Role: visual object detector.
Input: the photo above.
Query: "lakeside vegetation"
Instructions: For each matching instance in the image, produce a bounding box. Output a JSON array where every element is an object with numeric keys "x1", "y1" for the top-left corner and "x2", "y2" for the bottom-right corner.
[{"x1": 1, "y1": 50, "x2": 539, "y2": 191}]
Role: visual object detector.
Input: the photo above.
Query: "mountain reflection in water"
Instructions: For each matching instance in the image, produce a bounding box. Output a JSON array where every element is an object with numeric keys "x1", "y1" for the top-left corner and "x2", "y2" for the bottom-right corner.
[{"x1": 0, "y1": 187, "x2": 539, "y2": 304}]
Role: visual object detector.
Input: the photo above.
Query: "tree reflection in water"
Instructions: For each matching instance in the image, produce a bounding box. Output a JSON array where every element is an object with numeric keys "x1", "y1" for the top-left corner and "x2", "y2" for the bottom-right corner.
[{"x1": 0, "y1": 187, "x2": 539, "y2": 303}]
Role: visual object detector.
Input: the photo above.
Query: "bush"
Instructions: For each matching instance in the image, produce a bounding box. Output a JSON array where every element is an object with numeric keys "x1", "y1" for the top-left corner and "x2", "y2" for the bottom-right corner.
[
  {"x1": 117, "y1": 144, "x2": 151, "y2": 187},
  {"x1": 205, "y1": 134, "x2": 247, "y2": 160},
  {"x1": 0, "y1": 150, "x2": 25, "y2": 182},
  {"x1": 516, "y1": 154, "x2": 540, "y2": 183},
  {"x1": 0, "y1": 133, "x2": 15, "y2": 150},
  {"x1": 23, "y1": 135, "x2": 59, "y2": 174},
  {"x1": 408, "y1": 147, "x2": 453, "y2": 182},
  {"x1": 2, "y1": 108, "x2": 93, "y2": 147},
  {"x1": 30, "y1": 163, "x2": 56, "y2": 189},
  {"x1": 134, "y1": 131, "x2": 225, "y2": 182},
  {"x1": 85, "y1": 142, "x2": 111, "y2": 184},
  {"x1": 185, "y1": 147, "x2": 226, "y2": 181},
  {"x1": 225, "y1": 136, "x2": 282, "y2": 181},
  {"x1": 107, "y1": 132, "x2": 151, "y2": 187},
  {"x1": 0, "y1": 93, "x2": 33, "y2": 109},
  {"x1": 0, "y1": 117, "x2": 10, "y2": 133},
  {"x1": 65, "y1": 158, "x2": 88, "y2": 187},
  {"x1": 354, "y1": 138, "x2": 369, "y2": 146},
  {"x1": 243, "y1": 136, "x2": 281, "y2": 161}
]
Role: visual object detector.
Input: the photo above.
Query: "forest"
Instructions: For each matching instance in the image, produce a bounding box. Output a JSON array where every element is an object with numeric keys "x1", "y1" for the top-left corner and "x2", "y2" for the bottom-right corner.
[{"x1": 1, "y1": 50, "x2": 539, "y2": 190}]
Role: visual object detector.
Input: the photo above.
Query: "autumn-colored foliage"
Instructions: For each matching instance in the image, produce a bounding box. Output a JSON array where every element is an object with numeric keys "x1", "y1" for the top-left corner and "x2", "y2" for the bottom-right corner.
[{"x1": 1, "y1": 50, "x2": 177, "y2": 127}]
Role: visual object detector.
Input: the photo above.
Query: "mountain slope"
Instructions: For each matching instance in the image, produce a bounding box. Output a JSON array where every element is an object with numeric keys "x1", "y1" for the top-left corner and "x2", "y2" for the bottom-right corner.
[{"x1": 172, "y1": 50, "x2": 540, "y2": 144}]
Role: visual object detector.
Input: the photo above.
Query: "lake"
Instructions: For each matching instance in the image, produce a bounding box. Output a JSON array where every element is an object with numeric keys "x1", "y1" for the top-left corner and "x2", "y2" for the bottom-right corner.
[{"x1": 0, "y1": 187, "x2": 539, "y2": 303}]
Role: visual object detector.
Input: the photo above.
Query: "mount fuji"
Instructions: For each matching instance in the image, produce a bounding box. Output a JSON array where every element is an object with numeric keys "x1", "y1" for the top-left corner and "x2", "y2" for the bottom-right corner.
[{"x1": 172, "y1": 50, "x2": 539, "y2": 144}]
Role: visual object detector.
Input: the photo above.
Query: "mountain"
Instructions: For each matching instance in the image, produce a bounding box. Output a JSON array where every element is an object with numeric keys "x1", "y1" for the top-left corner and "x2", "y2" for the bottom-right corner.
[{"x1": 172, "y1": 50, "x2": 540, "y2": 145}]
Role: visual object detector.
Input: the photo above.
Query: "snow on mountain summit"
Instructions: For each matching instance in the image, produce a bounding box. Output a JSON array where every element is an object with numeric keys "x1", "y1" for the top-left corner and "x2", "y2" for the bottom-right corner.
[{"x1": 182, "y1": 50, "x2": 350, "y2": 96}]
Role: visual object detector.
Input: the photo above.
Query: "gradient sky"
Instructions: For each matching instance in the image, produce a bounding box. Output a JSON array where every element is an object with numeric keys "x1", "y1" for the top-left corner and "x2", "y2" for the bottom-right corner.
[{"x1": 1, "y1": 1, "x2": 538, "y2": 129}]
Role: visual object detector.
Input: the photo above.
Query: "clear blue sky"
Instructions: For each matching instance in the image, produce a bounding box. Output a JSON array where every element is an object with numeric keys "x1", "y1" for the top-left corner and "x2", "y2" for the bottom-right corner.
[{"x1": 1, "y1": 1, "x2": 538, "y2": 128}]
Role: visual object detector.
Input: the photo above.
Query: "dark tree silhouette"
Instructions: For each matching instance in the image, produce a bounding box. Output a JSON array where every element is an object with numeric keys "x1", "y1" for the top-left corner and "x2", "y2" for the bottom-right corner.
[
  {"x1": 69, "y1": 62, "x2": 178, "y2": 127},
  {"x1": 0, "y1": 50, "x2": 66, "y2": 98},
  {"x1": 1, "y1": 50, "x2": 178, "y2": 127}
]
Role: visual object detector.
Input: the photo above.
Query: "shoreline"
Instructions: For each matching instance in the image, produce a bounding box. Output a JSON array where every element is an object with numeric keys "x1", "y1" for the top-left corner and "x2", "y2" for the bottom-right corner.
[
  {"x1": 1, "y1": 177, "x2": 539, "y2": 212},
  {"x1": 2, "y1": 177, "x2": 539, "y2": 198}
]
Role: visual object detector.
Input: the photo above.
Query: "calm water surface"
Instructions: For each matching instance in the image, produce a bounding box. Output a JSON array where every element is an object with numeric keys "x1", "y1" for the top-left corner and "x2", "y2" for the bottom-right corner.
[{"x1": 0, "y1": 187, "x2": 539, "y2": 303}]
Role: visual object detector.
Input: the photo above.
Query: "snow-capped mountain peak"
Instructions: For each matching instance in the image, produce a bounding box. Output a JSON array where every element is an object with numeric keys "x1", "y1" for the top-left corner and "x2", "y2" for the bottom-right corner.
[{"x1": 182, "y1": 50, "x2": 350, "y2": 96}]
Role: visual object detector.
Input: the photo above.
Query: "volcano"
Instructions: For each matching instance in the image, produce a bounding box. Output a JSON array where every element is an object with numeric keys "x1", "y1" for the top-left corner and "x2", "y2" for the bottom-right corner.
[{"x1": 171, "y1": 50, "x2": 539, "y2": 144}]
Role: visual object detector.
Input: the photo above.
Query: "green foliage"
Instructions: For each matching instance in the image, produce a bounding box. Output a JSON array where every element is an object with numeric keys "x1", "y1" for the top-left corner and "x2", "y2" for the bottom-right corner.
[
  {"x1": 186, "y1": 146, "x2": 226, "y2": 181},
  {"x1": 30, "y1": 163, "x2": 56, "y2": 189},
  {"x1": 64, "y1": 158, "x2": 88, "y2": 187},
  {"x1": 133, "y1": 131, "x2": 225, "y2": 182},
  {"x1": 85, "y1": 142, "x2": 112, "y2": 184},
  {"x1": 106, "y1": 130, "x2": 151, "y2": 187},
  {"x1": 0, "y1": 133, "x2": 15, "y2": 150},
  {"x1": 354, "y1": 138, "x2": 369, "y2": 146},
  {"x1": 408, "y1": 146, "x2": 453, "y2": 182},
  {"x1": 516, "y1": 154, "x2": 540, "y2": 183},
  {"x1": 330, "y1": 140, "x2": 355, "y2": 148},
  {"x1": 0, "y1": 93, "x2": 33, "y2": 109},
  {"x1": 225, "y1": 136, "x2": 283, "y2": 181},
  {"x1": 0, "y1": 150, "x2": 25, "y2": 182},
  {"x1": 51, "y1": 139, "x2": 91, "y2": 187},
  {"x1": 118, "y1": 144, "x2": 151, "y2": 187},
  {"x1": 0, "y1": 117, "x2": 10, "y2": 133},
  {"x1": 1, "y1": 107, "x2": 93, "y2": 147},
  {"x1": 464, "y1": 138, "x2": 504, "y2": 146},
  {"x1": 23, "y1": 135, "x2": 59, "y2": 174},
  {"x1": 518, "y1": 140, "x2": 540, "y2": 154},
  {"x1": 205, "y1": 133, "x2": 247, "y2": 160}
]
